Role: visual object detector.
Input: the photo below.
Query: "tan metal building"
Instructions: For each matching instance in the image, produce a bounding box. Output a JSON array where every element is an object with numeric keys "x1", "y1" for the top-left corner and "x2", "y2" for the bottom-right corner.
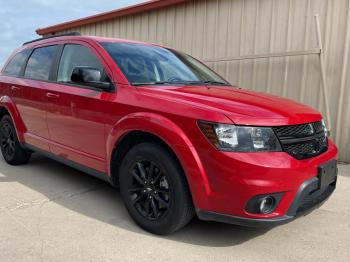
[{"x1": 37, "y1": 0, "x2": 350, "y2": 163}]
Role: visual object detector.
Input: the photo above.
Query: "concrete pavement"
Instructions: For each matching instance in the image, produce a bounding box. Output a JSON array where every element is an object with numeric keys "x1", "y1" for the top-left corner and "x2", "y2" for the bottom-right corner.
[{"x1": 0, "y1": 154, "x2": 349, "y2": 262}]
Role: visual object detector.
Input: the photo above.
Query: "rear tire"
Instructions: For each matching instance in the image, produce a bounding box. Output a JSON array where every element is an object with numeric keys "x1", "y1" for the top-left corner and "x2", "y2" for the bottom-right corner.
[
  {"x1": 0, "y1": 115, "x2": 31, "y2": 165},
  {"x1": 119, "y1": 142, "x2": 194, "y2": 235}
]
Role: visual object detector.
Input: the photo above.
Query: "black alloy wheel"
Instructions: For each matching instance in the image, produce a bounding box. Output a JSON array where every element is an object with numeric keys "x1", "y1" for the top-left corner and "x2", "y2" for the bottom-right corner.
[
  {"x1": 128, "y1": 160, "x2": 171, "y2": 221},
  {"x1": 0, "y1": 115, "x2": 31, "y2": 165},
  {"x1": 1, "y1": 120, "x2": 16, "y2": 160},
  {"x1": 119, "y1": 142, "x2": 194, "y2": 235}
]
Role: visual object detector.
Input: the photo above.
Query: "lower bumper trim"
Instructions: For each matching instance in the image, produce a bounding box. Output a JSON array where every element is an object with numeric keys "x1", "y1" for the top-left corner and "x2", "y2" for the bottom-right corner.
[{"x1": 196, "y1": 209, "x2": 293, "y2": 227}]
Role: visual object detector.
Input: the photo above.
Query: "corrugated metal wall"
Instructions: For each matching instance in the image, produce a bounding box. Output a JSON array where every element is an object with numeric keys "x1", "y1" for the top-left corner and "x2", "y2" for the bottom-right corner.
[{"x1": 55, "y1": 0, "x2": 350, "y2": 162}]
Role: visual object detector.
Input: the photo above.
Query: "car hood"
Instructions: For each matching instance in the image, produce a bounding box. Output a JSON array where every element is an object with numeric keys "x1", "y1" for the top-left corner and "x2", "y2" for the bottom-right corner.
[{"x1": 138, "y1": 85, "x2": 322, "y2": 126}]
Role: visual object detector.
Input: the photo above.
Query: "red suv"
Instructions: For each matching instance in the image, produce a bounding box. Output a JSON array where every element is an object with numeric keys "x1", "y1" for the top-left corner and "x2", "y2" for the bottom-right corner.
[{"x1": 0, "y1": 33, "x2": 338, "y2": 234}]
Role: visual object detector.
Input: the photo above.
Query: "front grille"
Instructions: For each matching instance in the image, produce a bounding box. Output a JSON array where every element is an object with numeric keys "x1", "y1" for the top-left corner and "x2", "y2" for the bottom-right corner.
[
  {"x1": 273, "y1": 121, "x2": 328, "y2": 160},
  {"x1": 274, "y1": 123, "x2": 314, "y2": 138}
]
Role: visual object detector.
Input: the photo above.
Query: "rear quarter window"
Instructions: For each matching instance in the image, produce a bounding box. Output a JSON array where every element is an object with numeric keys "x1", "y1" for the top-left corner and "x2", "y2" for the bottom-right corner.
[{"x1": 2, "y1": 49, "x2": 31, "y2": 77}]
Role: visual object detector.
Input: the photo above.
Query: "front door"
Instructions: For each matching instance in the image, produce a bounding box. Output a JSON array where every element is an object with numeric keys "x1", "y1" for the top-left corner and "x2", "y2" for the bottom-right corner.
[{"x1": 45, "y1": 43, "x2": 113, "y2": 172}]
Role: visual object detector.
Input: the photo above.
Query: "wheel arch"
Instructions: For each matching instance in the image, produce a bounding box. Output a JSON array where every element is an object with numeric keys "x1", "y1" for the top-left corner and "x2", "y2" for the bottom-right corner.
[
  {"x1": 110, "y1": 130, "x2": 180, "y2": 186},
  {"x1": 0, "y1": 96, "x2": 26, "y2": 142},
  {"x1": 106, "y1": 112, "x2": 212, "y2": 208}
]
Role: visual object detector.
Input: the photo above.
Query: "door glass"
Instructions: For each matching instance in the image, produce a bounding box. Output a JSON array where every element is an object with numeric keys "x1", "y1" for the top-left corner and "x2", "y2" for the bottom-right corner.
[
  {"x1": 2, "y1": 49, "x2": 31, "y2": 77},
  {"x1": 24, "y1": 45, "x2": 58, "y2": 81},
  {"x1": 57, "y1": 44, "x2": 105, "y2": 83}
]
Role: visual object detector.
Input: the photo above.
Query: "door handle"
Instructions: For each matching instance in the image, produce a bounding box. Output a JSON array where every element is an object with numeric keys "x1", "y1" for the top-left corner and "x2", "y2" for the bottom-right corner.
[
  {"x1": 46, "y1": 92, "x2": 60, "y2": 99},
  {"x1": 11, "y1": 86, "x2": 22, "y2": 91}
]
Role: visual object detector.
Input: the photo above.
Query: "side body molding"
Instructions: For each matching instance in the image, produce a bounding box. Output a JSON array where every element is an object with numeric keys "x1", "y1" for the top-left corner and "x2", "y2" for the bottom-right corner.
[
  {"x1": 106, "y1": 112, "x2": 212, "y2": 208},
  {"x1": 0, "y1": 96, "x2": 26, "y2": 142}
]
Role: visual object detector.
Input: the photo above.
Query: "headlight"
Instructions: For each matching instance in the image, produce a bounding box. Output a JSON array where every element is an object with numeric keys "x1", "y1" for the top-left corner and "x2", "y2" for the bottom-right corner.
[
  {"x1": 198, "y1": 121, "x2": 282, "y2": 152},
  {"x1": 321, "y1": 119, "x2": 330, "y2": 136}
]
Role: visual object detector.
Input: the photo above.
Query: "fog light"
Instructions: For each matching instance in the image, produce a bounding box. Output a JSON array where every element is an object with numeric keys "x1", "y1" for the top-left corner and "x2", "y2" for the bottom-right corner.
[
  {"x1": 246, "y1": 193, "x2": 283, "y2": 214},
  {"x1": 259, "y1": 196, "x2": 276, "y2": 214}
]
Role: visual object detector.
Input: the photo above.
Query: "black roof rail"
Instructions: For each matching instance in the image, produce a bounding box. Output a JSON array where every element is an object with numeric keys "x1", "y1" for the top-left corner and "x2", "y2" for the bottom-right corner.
[{"x1": 23, "y1": 32, "x2": 81, "y2": 46}]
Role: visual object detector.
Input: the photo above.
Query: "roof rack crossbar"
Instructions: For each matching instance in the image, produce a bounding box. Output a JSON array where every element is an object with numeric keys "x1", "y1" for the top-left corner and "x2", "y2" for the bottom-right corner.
[{"x1": 22, "y1": 32, "x2": 81, "y2": 46}]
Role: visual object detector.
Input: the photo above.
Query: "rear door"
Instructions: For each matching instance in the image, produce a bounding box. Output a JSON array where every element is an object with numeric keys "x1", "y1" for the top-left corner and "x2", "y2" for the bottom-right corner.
[
  {"x1": 45, "y1": 43, "x2": 113, "y2": 172},
  {"x1": 1, "y1": 45, "x2": 59, "y2": 151},
  {"x1": 20, "y1": 45, "x2": 59, "y2": 151}
]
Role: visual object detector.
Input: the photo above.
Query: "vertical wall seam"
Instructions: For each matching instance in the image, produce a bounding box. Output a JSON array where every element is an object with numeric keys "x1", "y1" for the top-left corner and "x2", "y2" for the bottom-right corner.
[
  {"x1": 191, "y1": 0, "x2": 196, "y2": 54},
  {"x1": 224, "y1": 0, "x2": 232, "y2": 80},
  {"x1": 282, "y1": 0, "x2": 293, "y2": 97},
  {"x1": 238, "y1": 0, "x2": 245, "y2": 85},
  {"x1": 202, "y1": 0, "x2": 207, "y2": 59},
  {"x1": 172, "y1": 6, "x2": 176, "y2": 45},
  {"x1": 213, "y1": 0, "x2": 219, "y2": 60},
  {"x1": 251, "y1": 0, "x2": 260, "y2": 91},
  {"x1": 299, "y1": 0, "x2": 311, "y2": 102},
  {"x1": 266, "y1": 0, "x2": 276, "y2": 93}
]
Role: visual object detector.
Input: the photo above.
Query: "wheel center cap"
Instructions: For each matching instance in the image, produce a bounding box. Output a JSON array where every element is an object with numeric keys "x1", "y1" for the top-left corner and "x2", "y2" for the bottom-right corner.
[{"x1": 146, "y1": 187, "x2": 152, "y2": 192}]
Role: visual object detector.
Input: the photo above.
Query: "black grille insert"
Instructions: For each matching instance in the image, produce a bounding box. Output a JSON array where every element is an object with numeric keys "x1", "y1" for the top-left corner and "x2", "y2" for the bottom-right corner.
[{"x1": 273, "y1": 121, "x2": 328, "y2": 160}]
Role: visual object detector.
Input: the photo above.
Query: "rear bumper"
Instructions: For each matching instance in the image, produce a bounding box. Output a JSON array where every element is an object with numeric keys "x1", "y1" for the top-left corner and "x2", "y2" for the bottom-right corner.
[{"x1": 197, "y1": 172, "x2": 337, "y2": 227}]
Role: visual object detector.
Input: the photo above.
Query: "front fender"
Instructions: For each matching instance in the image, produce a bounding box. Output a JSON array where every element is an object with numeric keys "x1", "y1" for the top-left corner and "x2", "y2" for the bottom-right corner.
[
  {"x1": 106, "y1": 112, "x2": 212, "y2": 208},
  {"x1": 0, "y1": 96, "x2": 26, "y2": 142}
]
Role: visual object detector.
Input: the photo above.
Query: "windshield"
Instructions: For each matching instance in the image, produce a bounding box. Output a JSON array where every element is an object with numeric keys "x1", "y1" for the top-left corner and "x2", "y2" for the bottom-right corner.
[{"x1": 101, "y1": 42, "x2": 230, "y2": 86}]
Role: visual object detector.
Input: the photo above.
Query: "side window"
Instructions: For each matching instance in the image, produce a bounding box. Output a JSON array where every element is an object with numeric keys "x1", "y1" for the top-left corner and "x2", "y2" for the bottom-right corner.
[
  {"x1": 57, "y1": 44, "x2": 105, "y2": 83},
  {"x1": 2, "y1": 49, "x2": 31, "y2": 77},
  {"x1": 24, "y1": 45, "x2": 58, "y2": 81}
]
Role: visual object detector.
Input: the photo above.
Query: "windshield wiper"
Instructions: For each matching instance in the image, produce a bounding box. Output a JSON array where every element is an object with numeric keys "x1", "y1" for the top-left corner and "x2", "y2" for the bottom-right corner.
[
  {"x1": 132, "y1": 80, "x2": 230, "y2": 86},
  {"x1": 133, "y1": 81, "x2": 203, "y2": 86},
  {"x1": 200, "y1": 80, "x2": 230, "y2": 86}
]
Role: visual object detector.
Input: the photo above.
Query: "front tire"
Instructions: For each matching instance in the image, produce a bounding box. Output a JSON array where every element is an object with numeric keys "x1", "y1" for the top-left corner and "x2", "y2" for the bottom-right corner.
[
  {"x1": 119, "y1": 142, "x2": 194, "y2": 235},
  {"x1": 0, "y1": 115, "x2": 31, "y2": 165}
]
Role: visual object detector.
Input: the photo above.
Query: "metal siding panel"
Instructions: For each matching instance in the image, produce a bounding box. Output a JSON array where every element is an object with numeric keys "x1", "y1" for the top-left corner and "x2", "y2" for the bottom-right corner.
[
  {"x1": 133, "y1": 14, "x2": 141, "y2": 40},
  {"x1": 174, "y1": 4, "x2": 185, "y2": 51},
  {"x1": 155, "y1": 10, "x2": 165, "y2": 44},
  {"x1": 106, "y1": 21, "x2": 113, "y2": 37},
  {"x1": 182, "y1": 1, "x2": 195, "y2": 54},
  {"x1": 191, "y1": 0, "x2": 205, "y2": 59},
  {"x1": 140, "y1": 13, "x2": 149, "y2": 42},
  {"x1": 164, "y1": 8, "x2": 175, "y2": 47},
  {"x1": 112, "y1": 19, "x2": 120, "y2": 38}
]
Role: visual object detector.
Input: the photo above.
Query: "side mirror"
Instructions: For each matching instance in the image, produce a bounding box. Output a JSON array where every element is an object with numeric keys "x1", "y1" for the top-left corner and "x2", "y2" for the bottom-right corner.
[{"x1": 71, "y1": 67, "x2": 111, "y2": 90}]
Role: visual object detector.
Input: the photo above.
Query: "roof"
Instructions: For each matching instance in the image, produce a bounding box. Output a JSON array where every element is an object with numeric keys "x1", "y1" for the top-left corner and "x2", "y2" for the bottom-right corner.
[
  {"x1": 22, "y1": 34, "x2": 164, "y2": 50},
  {"x1": 36, "y1": 0, "x2": 190, "y2": 36}
]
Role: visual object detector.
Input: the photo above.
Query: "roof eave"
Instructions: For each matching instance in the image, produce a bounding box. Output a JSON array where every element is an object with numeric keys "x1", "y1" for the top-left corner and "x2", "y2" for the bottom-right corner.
[{"x1": 36, "y1": 0, "x2": 190, "y2": 35}]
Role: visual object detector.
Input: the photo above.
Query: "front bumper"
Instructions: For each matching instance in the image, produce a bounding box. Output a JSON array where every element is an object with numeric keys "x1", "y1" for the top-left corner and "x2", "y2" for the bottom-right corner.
[
  {"x1": 197, "y1": 171, "x2": 337, "y2": 227},
  {"x1": 191, "y1": 138, "x2": 338, "y2": 224}
]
